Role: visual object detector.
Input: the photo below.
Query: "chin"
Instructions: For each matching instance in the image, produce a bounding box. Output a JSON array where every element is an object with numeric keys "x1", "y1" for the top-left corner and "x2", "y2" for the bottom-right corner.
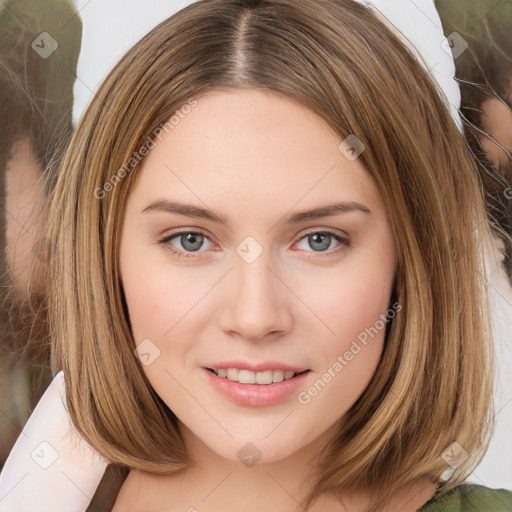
[{"x1": 199, "y1": 423, "x2": 311, "y2": 466}]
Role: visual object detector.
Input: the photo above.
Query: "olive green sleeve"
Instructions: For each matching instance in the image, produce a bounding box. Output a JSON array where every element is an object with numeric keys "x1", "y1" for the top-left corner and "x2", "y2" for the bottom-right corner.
[{"x1": 420, "y1": 483, "x2": 512, "y2": 511}]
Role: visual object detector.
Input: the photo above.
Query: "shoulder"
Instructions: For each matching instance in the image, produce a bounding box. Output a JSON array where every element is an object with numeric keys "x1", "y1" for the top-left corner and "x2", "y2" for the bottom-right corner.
[{"x1": 419, "y1": 483, "x2": 512, "y2": 512}]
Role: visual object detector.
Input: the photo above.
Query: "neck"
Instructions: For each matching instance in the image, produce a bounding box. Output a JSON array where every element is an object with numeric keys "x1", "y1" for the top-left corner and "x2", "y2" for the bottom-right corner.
[
  {"x1": 115, "y1": 420, "x2": 437, "y2": 512},
  {"x1": 174, "y1": 422, "x2": 436, "y2": 512},
  {"x1": 176, "y1": 421, "x2": 332, "y2": 511}
]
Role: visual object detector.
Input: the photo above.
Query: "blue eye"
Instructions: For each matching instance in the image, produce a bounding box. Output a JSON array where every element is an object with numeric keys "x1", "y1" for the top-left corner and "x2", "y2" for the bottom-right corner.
[
  {"x1": 158, "y1": 229, "x2": 350, "y2": 259},
  {"x1": 158, "y1": 230, "x2": 213, "y2": 258},
  {"x1": 296, "y1": 230, "x2": 350, "y2": 256}
]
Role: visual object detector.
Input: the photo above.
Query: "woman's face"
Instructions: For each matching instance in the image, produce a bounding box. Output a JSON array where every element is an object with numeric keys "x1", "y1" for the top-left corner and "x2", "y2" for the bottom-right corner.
[{"x1": 119, "y1": 89, "x2": 397, "y2": 464}]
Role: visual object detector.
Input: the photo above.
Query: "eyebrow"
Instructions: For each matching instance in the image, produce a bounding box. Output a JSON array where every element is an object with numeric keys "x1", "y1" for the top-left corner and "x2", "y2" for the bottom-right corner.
[{"x1": 141, "y1": 199, "x2": 372, "y2": 225}]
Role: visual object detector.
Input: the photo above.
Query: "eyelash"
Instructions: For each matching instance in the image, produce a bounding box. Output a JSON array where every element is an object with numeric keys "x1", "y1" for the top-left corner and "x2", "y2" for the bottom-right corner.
[{"x1": 157, "y1": 228, "x2": 351, "y2": 259}]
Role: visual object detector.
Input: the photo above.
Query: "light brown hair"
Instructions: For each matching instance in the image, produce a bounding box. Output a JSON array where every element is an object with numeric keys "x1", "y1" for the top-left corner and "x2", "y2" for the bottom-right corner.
[{"x1": 44, "y1": 0, "x2": 497, "y2": 510}]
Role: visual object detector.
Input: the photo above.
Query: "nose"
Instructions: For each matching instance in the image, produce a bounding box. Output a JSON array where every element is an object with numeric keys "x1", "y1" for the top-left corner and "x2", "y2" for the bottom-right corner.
[{"x1": 217, "y1": 250, "x2": 292, "y2": 342}]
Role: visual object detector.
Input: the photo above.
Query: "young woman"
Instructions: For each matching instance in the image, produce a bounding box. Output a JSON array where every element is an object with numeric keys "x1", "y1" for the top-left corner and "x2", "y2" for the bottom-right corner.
[{"x1": 1, "y1": 0, "x2": 511, "y2": 511}]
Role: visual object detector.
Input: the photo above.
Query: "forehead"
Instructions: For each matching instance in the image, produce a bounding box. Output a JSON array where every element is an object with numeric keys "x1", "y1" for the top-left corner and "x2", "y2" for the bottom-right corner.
[{"x1": 128, "y1": 89, "x2": 385, "y2": 220}]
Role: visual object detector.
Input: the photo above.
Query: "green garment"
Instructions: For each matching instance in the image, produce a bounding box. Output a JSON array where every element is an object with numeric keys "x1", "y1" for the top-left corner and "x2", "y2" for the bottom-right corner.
[{"x1": 419, "y1": 483, "x2": 512, "y2": 511}]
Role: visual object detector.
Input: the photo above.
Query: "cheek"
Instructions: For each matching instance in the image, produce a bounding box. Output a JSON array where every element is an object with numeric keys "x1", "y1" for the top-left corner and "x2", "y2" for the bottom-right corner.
[
  {"x1": 120, "y1": 240, "x2": 199, "y2": 341},
  {"x1": 298, "y1": 271, "x2": 393, "y2": 421},
  {"x1": 315, "y1": 274, "x2": 391, "y2": 382},
  {"x1": 301, "y1": 243, "x2": 395, "y2": 404},
  {"x1": 120, "y1": 251, "x2": 197, "y2": 407},
  {"x1": 306, "y1": 248, "x2": 395, "y2": 351},
  {"x1": 121, "y1": 260, "x2": 167, "y2": 342}
]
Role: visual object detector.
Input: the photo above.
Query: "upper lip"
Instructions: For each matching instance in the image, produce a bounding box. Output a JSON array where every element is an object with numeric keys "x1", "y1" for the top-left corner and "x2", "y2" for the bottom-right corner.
[{"x1": 204, "y1": 360, "x2": 310, "y2": 373}]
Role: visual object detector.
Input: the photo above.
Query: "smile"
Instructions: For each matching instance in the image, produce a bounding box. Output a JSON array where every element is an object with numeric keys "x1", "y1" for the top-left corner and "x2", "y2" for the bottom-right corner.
[
  {"x1": 203, "y1": 367, "x2": 312, "y2": 407},
  {"x1": 208, "y1": 368, "x2": 305, "y2": 384}
]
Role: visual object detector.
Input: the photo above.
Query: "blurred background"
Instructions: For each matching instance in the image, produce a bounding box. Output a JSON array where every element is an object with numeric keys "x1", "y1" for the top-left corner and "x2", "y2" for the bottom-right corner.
[{"x1": 1, "y1": 0, "x2": 511, "y2": 494}]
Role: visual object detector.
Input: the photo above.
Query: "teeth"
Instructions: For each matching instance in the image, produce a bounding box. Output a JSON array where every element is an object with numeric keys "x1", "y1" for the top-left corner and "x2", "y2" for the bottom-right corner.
[
  {"x1": 213, "y1": 368, "x2": 298, "y2": 384},
  {"x1": 239, "y1": 369, "x2": 256, "y2": 384},
  {"x1": 273, "y1": 370, "x2": 284, "y2": 383},
  {"x1": 256, "y1": 370, "x2": 273, "y2": 384},
  {"x1": 226, "y1": 368, "x2": 239, "y2": 381}
]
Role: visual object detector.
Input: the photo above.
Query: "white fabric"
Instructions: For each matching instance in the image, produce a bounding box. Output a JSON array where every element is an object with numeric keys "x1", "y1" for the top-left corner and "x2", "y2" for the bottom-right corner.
[
  {"x1": 71, "y1": 0, "x2": 462, "y2": 131},
  {"x1": 355, "y1": 0, "x2": 463, "y2": 131},
  {"x1": 0, "y1": 372, "x2": 107, "y2": 512}
]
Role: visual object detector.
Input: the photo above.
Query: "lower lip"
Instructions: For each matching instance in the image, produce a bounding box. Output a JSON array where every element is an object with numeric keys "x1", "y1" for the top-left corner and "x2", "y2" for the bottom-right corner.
[{"x1": 202, "y1": 368, "x2": 311, "y2": 407}]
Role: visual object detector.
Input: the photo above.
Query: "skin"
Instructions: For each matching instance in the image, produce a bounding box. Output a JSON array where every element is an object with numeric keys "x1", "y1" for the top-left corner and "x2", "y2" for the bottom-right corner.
[
  {"x1": 479, "y1": 96, "x2": 512, "y2": 170},
  {"x1": 115, "y1": 88, "x2": 436, "y2": 511},
  {"x1": 5, "y1": 137, "x2": 45, "y2": 293}
]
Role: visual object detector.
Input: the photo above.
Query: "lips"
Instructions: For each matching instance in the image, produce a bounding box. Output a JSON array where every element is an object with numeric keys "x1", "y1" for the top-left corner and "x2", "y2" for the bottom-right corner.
[{"x1": 203, "y1": 366, "x2": 311, "y2": 406}]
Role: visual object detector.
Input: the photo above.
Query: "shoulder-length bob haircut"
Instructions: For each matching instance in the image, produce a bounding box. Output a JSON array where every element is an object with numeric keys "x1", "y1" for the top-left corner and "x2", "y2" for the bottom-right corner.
[{"x1": 45, "y1": 0, "x2": 497, "y2": 510}]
